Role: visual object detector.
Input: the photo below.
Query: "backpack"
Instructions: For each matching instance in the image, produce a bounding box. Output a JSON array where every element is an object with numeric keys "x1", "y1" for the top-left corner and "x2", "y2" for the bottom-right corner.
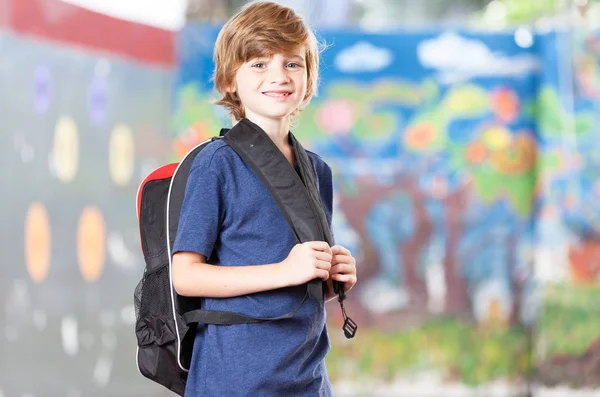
[{"x1": 133, "y1": 119, "x2": 357, "y2": 396}]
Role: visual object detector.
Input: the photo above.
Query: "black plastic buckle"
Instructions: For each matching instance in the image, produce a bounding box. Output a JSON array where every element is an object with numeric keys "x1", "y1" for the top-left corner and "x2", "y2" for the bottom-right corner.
[{"x1": 343, "y1": 316, "x2": 357, "y2": 339}]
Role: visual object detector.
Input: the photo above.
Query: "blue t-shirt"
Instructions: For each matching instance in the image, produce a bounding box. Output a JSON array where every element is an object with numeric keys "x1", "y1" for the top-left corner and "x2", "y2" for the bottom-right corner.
[{"x1": 172, "y1": 138, "x2": 334, "y2": 397}]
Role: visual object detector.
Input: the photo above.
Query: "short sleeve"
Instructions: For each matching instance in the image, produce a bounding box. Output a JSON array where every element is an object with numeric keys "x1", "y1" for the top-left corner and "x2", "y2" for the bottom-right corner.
[{"x1": 172, "y1": 161, "x2": 224, "y2": 259}]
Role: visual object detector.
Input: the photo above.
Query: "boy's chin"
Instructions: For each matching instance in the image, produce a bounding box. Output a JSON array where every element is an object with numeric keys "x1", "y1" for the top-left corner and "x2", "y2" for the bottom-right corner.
[{"x1": 251, "y1": 111, "x2": 296, "y2": 122}]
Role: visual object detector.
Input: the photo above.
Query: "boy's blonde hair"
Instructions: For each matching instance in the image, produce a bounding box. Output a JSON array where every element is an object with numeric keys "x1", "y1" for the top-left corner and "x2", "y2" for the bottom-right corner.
[{"x1": 213, "y1": 1, "x2": 320, "y2": 121}]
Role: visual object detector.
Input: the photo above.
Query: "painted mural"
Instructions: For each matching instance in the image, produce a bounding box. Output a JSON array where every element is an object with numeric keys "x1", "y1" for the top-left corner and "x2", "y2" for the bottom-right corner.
[
  {"x1": 174, "y1": 26, "x2": 600, "y2": 394},
  {"x1": 533, "y1": 30, "x2": 600, "y2": 389}
]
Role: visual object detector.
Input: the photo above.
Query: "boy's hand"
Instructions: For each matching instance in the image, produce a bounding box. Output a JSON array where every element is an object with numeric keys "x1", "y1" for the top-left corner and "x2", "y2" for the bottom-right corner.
[
  {"x1": 326, "y1": 245, "x2": 357, "y2": 300},
  {"x1": 278, "y1": 241, "x2": 332, "y2": 287}
]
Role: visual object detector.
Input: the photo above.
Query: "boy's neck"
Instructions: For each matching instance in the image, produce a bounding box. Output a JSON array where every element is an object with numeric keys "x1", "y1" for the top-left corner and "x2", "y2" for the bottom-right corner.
[{"x1": 243, "y1": 114, "x2": 291, "y2": 147}]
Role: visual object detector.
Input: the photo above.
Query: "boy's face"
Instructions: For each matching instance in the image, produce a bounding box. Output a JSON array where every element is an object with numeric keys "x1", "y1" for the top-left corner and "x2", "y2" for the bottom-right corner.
[{"x1": 232, "y1": 49, "x2": 308, "y2": 125}]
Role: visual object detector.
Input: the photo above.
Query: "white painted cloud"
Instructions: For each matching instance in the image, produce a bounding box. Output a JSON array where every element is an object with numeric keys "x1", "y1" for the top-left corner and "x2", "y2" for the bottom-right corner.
[
  {"x1": 417, "y1": 32, "x2": 540, "y2": 84},
  {"x1": 335, "y1": 41, "x2": 393, "y2": 73}
]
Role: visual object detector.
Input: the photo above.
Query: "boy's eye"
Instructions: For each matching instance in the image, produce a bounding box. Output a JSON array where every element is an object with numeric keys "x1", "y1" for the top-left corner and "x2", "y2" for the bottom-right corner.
[
  {"x1": 287, "y1": 62, "x2": 300, "y2": 68},
  {"x1": 252, "y1": 63, "x2": 266, "y2": 69}
]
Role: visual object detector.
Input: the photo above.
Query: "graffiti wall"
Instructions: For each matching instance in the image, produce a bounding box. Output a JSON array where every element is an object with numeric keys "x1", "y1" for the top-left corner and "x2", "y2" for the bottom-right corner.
[{"x1": 175, "y1": 25, "x2": 600, "y2": 394}]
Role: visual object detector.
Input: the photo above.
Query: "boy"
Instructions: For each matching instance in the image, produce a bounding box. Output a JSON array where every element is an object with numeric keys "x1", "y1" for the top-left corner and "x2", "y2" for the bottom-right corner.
[{"x1": 171, "y1": 2, "x2": 357, "y2": 396}]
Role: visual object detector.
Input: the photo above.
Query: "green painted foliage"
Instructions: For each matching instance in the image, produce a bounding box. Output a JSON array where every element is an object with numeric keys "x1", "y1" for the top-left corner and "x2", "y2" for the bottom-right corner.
[
  {"x1": 326, "y1": 318, "x2": 530, "y2": 386},
  {"x1": 442, "y1": 84, "x2": 490, "y2": 118},
  {"x1": 367, "y1": 79, "x2": 427, "y2": 106},
  {"x1": 355, "y1": 112, "x2": 398, "y2": 140},
  {"x1": 540, "y1": 284, "x2": 600, "y2": 357},
  {"x1": 326, "y1": 82, "x2": 367, "y2": 100},
  {"x1": 526, "y1": 88, "x2": 593, "y2": 140},
  {"x1": 470, "y1": 162, "x2": 537, "y2": 217},
  {"x1": 172, "y1": 84, "x2": 221, "y2": 135},
  {"x1": 294, "y1": 105, "x2": 323, "y2": 143}
]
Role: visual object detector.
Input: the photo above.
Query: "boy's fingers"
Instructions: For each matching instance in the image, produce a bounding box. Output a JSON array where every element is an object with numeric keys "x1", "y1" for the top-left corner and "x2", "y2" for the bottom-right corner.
[
  {"x1": 316, "y1": 269, "x2": 330, "y2": 280},
  {"x1": 332, "y1": 245, "x2": 350, "y2": 255},
  {"x1": 333, "y1": 254, "x2": 355, "y2": 266},
  {"x1": 308, "y1": 241, "x2": 332, "y2": 254},
  {"x1": 316, "y1": 260, "x2": 332, "y2": 271},
  {"x1": 330, "y1": 263, "x2": 355, "y2": 275},
  {"x1": 331, "y1": 274, "x2": 355, "y2": 283},
  {"x1": 315, "y1": 251, "x2": 333, "y2": 263}
]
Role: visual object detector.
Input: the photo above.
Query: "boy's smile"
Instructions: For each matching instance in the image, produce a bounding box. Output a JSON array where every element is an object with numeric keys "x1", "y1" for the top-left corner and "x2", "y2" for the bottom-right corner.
[
  {"x1": 233, "y1": 51, "x2": 308, "y2": 125},
  {"x1": 262, "y1": 90, "x2": 293, "y2": 100}
]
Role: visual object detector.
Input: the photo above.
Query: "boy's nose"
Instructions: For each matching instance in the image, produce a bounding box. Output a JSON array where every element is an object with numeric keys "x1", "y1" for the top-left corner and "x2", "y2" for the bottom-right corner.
[{"x1": 268, "y1": 67, "x2": 291, "y2": 84}]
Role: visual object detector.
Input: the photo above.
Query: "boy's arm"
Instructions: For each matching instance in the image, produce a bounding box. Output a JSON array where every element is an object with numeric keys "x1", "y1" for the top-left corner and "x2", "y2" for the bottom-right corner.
[
  {"x1": 172, "y1": 251, "x2": 289, "y2": 298},
  {"x1": 172, "y1": 241, "x2": 332, "y2": 298}
]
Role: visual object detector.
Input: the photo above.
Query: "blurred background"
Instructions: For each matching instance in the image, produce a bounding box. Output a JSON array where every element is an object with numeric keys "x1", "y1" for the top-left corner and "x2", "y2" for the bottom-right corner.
[{"x1": 2, "y1": 0, "x2": 600, "y2": 396}]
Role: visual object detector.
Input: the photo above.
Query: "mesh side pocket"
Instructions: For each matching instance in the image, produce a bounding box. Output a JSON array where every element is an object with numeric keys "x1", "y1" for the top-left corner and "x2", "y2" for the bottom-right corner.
[
  {"x1": 134, "y1": 265, "x2": 177, "y2": 348},
  {"x1": 134, "y1": 264, "x2": 187, "y2": 395},
  {"x1": 134, "y1": 265, "x2": 172, "y2": 322}
]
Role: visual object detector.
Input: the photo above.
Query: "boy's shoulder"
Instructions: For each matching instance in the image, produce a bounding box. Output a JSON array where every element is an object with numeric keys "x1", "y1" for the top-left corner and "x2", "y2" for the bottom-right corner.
[
  {"x1": 305, "y1": 149, "x2": 323, "y2": 162},
  {"x1": 304, "y1": 149, "x2": 331, "y2": 174},
  {"x1": 188, "y1": 138, "x2": 331, "y2": 176},
  {"x1": 189, "y1": 138, "x2": 237, "y2": 171}
]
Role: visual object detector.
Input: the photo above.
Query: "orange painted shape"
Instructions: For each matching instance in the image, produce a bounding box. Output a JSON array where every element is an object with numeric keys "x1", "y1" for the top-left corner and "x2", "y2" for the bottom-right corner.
[
  {"x1": 404, "y1": 122, "x2": 436, "y2": 150},
  {"x1": 465, "y1": 141, "x2": 487, "y2": 164},
  {"x1": 77, "y1": 207, "x2": 106, "y2": 282},
  {"x1": 569, "y1": 240, "x2": 600, "y2": 284},
  {"x1": 25, "y1": 202, "x2": 51, "y2": 283}
]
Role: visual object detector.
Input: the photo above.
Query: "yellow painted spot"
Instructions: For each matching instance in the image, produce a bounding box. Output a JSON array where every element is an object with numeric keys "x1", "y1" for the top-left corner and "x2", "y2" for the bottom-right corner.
[
  {"x1": 109, "y1": 124, "x2": 135, "y2": 186},
  {"x1": 482, "y1": 126, "x2": 512, "y2": 151},
  {"x1": 77, "y1": 207, "x2": 106, "y2": 282},
  {"x1": 444, "y1": 85, "x2": 488, "y2": 116},
  {"x1": 53, "y1": 116, "x2": 79, "y2": 183},
  {"x1": 25, "y1": 203, "x2": 51, "y2": 283}
]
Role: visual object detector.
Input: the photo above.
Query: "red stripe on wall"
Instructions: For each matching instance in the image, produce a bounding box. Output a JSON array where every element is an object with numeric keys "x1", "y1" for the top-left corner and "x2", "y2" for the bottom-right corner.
[
  {"x1": 0, "y1": 0, "x2": 10, "y2": 29},
  {"x1": 8, "y1": 0, "x2": 175, "y2": 67}
]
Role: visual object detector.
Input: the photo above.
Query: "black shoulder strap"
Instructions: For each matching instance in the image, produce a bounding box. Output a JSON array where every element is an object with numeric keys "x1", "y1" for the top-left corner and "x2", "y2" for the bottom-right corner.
[{"x1": 223, "y1": 118, "x2": 328, "y2": 302}]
